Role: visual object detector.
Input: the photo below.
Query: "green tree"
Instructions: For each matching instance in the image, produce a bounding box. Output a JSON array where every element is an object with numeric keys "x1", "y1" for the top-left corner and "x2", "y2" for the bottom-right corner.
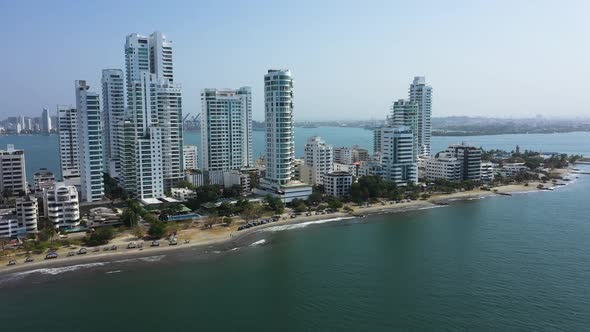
[
  {"x1": 121, "y1": 209, "x2": 139, "y2": 227},
  {"x1": 148, "y1": 222, "x2": 167, "y2": 238},
  {"x1": 83, "y1": 227, "x2": 114, "y2": 246},
  {"x1": 327, "y1": 198, "x2": 343, "y2": 210},
  {"x1": 265, "y1": 195, "x2": 284, "y2": 214}
]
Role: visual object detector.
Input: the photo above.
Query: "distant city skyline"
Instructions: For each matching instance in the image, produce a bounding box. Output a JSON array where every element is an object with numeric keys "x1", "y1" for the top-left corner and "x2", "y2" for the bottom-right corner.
[{"x1": 1, "y1": 1, "x2": 589, "y2": 120}]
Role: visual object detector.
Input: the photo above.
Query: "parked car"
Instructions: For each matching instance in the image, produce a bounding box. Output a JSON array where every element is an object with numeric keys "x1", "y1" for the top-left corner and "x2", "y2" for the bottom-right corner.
[
  {"x1": 7, "y1": 260, "x2": 16, "y2": 266},
  {"x1": 25, "y1": 257, "x2": 34, "y2": 263},
  {"x1": 45, "y1": 252, "x2": 58, "y2": 260},
  {"x1": 168, "y1": 238, "x2": 178, "y2": 246},
  {"x1": 151, "y1": 240, "x2": 160, "y2": 247},
  {"x1": 93, "y1": 247, "x2": 100, "y2": 252},
  {"x1": 78, "y1": 248, "x2": 87, "y2": 255},
  {"x1": 127, "y1": 242, "x2": 137, "y2": 249},
  {"x1": 67, "y1": 251, "x2": 76, "y2": 257},
  {"x1": 110, "y1": 245, "x2": 117, "y2": 251}
]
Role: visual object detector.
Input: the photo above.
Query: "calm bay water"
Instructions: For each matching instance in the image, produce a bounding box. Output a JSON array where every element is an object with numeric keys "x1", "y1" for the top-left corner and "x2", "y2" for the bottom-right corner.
[
  {"x1": 1, "y1": 165, "x2": 589, "y2": 331},
  {"x1": 0, "y1": 130, "x2": 588, "y2": 182}
]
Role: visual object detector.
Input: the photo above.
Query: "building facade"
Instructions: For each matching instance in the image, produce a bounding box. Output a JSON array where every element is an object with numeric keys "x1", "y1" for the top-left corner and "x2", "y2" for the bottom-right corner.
[
  {"x1": 408, "y1": 76, "x2": 432, "y2": 157},
  {"x1": 75, "y1": 80, "x2": 104, "y2": 202},
  {"x1": 424, "y1": 153, "x2": 462, "y2": 182},
  {"x1": 445, "y1": 144, "x2": 482, "y2": 181},
  {"x1": 183, "y1": 145, "x2": 198, "y2": 171},
  {"x1": 334, "y1": 147, "x2": 354, "y2": 165},
  {"x1": 200, "y1": 87, "x2": 252, "y2": 171},
  {"x1": 43, "y1": 183, "x2": 80, "y2": 230},
  {"x1": 57, "y1": 106, "x2": 80, "y2": 181},
  {"x1": 122, "y1": 32, "x2": 183, "y2": 199},
  {"x1": 255, "y1": 69, "x2": 311, "y2": 202},
  {"x1": 15, "y1": 195, "x2": 38, "y2": 235},
  {"x1": 304, "y1": 136, "x2": 333, "y2": 185},
  {"x1": 323, "y1": 172, "x2": 353, "y2": 198},
  {"x1": 101, "y1": 69, "x2": 125, "y2": 179},
  {"x1": 0, "y1": 144, "x2": 27, "y2": 196},
  {"x1": 380, "y1": 126, "x2": 417, "y2": 185},
  {"x1": 41, "y1": 108, "x2": 52, "y2": 134},
  {"x1": 33, "y1": 168, "x2": 55, "y2": 192}
]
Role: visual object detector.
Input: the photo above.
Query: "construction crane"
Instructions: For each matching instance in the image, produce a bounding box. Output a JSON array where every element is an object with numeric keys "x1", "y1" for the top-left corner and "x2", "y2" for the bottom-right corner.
[{"x1": 183, "y1": 113, "x2": 202, "y2": 131}]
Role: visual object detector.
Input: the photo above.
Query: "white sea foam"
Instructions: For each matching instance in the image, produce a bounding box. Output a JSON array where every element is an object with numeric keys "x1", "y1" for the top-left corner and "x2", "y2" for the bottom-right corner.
[
  {"x1": 230, "y1": 247, "x2": 239, "y2": 251},
  {"x1": 138, "y1": 255, "x2": 165, "y2": 262},
  {"x1": 250, "y1": 239, "x2": 266, "y2": 246},
  {"x1": 105, "y1": 270, "x2": 122, "y2": 274},
  {"x1": 14, "y1": 262, "x2": 108, "y2": 276},
  {"x1": 263, "y1": 216, "x2": 356, "y2": 232}
]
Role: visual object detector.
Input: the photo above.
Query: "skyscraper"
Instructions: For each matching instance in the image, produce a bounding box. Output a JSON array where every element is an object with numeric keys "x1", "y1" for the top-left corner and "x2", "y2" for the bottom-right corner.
[
  {"x1": 57, "y1": 106, "x2": 80, "y2": 182},
  {"x1": 255, "y1": 69, "x2": 311, "y2": 202},
  {"x1": 389, "y1": 99, "x2": 419, "y2": 160},
  {"x1": 408, "y1": 76, "x2": 432, "y2": 157},
  {"x1": 379, "y1": 126, "x2": 418, "y2": 185},
  {"x1": 41, "y1": 108, "x2": 52, "y2": 134},
  {"x1": 75, "y1": 80, "x2": 104, "y2": 202},
  {"x1": 304, "y1": 136, "x2": 334, "y2": 185},
  {"x1": 200, "y1": 87, "x2": 252, "y2": 171},
  {"x1": 122, "y1": 32, "x2": 183, "y2": 200},
  {"x1": 101, "y1": 69, "x2": 125, "y2": 179}
]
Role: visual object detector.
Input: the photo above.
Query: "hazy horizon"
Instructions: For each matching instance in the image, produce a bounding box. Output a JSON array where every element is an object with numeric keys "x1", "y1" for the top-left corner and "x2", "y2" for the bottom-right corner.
[{"x1": 1, "y1": 0, "x2": 589, "y2": 121}]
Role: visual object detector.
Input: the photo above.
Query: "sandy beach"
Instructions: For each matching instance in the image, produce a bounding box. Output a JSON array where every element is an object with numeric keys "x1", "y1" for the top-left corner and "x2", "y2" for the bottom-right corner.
[{"x1": 0, "y1": 176, "x2": 572, "y2": 275}]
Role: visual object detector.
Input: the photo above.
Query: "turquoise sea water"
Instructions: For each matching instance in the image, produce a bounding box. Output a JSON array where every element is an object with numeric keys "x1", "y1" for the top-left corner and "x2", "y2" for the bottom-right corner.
[
  {"x1": 1, "y1": 165, "x2": 589, "y2": 331},
  {"x1": 1, "y1": 130, "x2": 588, "y2": 182}
]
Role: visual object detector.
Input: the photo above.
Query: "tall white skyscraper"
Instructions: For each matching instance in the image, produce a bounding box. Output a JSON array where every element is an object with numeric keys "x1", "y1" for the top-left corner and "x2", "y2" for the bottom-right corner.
[
  {"x1": 201, "y1": 87, "x2": 252, "y2": 171},
  {"x1": 255, "y1": 69, "x2": 311, "y2": 202},
  {"x1": 75, "y1": 80, "x2": 104, "y2": 202},
  {"x1": 390, "y1": 99, "x2": 419, "y2": 160},
  {"x1": 304, "y1": 136, "x2": 334, "y2": 185},
  {"x1": 379, "y1": 126, "x2": 417, "y2": 185},
  {"x1": 57, "y1": 106, "x2": 80, "y2": 181},
  {"x1": 41, "y1": 108, "x2": 52, "y2": 134},
  {"x1": 408, "y1": 76, "x2": 432, "y2": 157},
  {"x1": 101, "y1": 69, "x2": 125, "y2": 179},
  {"x1": 122, "y1": 32, "x2": 183, "y2": 200}
]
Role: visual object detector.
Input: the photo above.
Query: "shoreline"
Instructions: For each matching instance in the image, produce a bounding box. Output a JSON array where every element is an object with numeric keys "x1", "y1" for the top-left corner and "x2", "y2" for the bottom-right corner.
[{"x1": 0, "y1": 176, "x2": 575, "y2": 276}]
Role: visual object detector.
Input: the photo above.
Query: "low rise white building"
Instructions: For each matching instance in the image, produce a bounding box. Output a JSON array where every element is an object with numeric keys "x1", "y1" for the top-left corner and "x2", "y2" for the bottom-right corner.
[
  {"x1": 480, "y1": 162, "x2": 495, "y2": 182},
  {"x1": 223, "y1": 170, "x2": 251, "y2": 193},
  {"x1": 323, "y1": 172, "x2": 353, "y2": 198},
  {"x1": 171, "y1": 188, "x2": 196, "y2": 201},
  {"x1": 500, "y1": 163, "x2": 528, "y2": 177},
  {"x1": 333, "y1": 163, "x2": 360, "y2": 177},
  {"x1": 425, "y1": 153, "x2": 462, "y2": 182},
  {"x1": 304, "y1": 136, "x2": 333, "y2": 185},
  {"x1": 43, "y1": 183, "x2": 80, "y2": 230},
  {"x1": 15, "y1": 195, "x2": 38, "y2": 235}
]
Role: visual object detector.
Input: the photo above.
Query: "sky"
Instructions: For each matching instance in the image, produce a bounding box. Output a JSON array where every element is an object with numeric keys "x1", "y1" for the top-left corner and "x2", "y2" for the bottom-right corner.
[{"x1": 0, "y1": 0, "x2": 589, "y2": 121}]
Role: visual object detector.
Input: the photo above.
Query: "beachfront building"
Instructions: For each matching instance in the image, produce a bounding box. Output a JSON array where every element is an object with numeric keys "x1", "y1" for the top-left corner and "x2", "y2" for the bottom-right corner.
[
  {"x1": 122, "y1": 32, "x2": 183, "y2": 201},
  {"x1": 334, "y1": 147, "x2": 354, "y2": 165},
  {"x1": 481, "y1": 162, "x2": 495, "y2": 182},
  {"x1": 408, "y1": 76, "x2": 432, "y2": 157},
  {"x1": 57, "y1": 106, "x2": 80, "y2": 183},
  {"x1": 254, "y1": 69, "x2": 312, "y2": 202},
  {"x1": 43, "y1": 183, "x2": 80, "y2": 230},
  {"x1": 499, "y1": 163, "x2": 528, "y2": 178},
  {"x1": 0, "y1": 144, "x2": 27, "y2": 196},
  {"x1": 379, "y1": 126, "x2": 418, "y2": 185},
  {"x1": 183, "y1": 145, "x2": 198, "y2": 170},
  {"x1": 424, "y1": 153, "x2": 462, "y2": 182},
  {"x1": 33, "y1": 168, "x2": 55, "y2": 192},
  {"x1": 304, "y1": 136, "x2": 334, "y2": 185},
  {"x1": 41, "y1": 108, "x2": 52, "y2": 134},
  {"x1": 200, "y1": 87, "x2": 252, "y2": 171},
  {"x1": 445, "y1": 144, "x2": 482, "y2": 181},
  {"x1": 101, "y1": 69, "x2": 125, "y2": 179},
  {"x1": 75, "y1": 80, "x2": 104, "y2": 202},
  {"x1": 15, "y1": 195, "x2": 38, "y2": 235},
  {"x1": 390, "y1": 99, "x2": 419, "y2": 159},
  {"x1": 323, "y1": 171, "x2": 353, "y2": 198}
]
